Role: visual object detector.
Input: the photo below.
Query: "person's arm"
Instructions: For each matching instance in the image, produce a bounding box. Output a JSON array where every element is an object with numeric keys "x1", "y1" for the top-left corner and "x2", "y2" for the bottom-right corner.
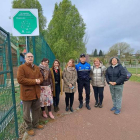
[
  {"x1": 17, "y1": 66, "x2": 37, "y2": 85},
  {"x1": 49, "y1": 70, "x2": 53, "y2": 91},
  {"x1": 105, "y1": 68, "x2": 111, "y2": 84},
  {"x1": 71, "y1": 70, "x2": 77, "y2": 85},
  {"x1": 63, "y1": 69, "x2": 70, "y2": 86}
]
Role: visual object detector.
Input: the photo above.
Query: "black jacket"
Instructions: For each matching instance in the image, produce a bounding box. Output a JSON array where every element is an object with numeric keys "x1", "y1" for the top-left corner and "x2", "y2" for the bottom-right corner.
[{"x1": 106, "y1": 64, "x2": 126, "y2": 85}]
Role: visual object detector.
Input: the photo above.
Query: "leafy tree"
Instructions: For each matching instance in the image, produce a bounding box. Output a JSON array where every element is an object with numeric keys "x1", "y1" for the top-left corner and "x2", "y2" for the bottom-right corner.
[
  {"x1": 93, "y1": 49, "x2": 98, "y2": 56},
  {"x1": 136, "y1": 50, "x2": 140, "y2": 60},
  {"x1": 107, "y1": 42, "x2": 134, "y2": 59},
  {"x1": 46, "y1": 0, "x2": 86, "y2": 62},
  {"x1": 12, "y1": 0, "x2": 47, "y2": 35}
]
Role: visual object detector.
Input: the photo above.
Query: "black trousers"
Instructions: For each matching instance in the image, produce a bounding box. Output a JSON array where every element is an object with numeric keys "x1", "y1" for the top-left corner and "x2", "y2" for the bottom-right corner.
[
  {"x1": 53, "y1": 84, "x2": 60, "y2": 106},
  {"x1": 65, "y1": 92, "x2": 74, "y2": 107},
  {"x1": 41, "y1": 106, "x2": 51, "y2": 112},
  {"x1": 93, "y1": 86, "x2": 104, "y2": 104},
  {"x1": 78, "y1": 80, "x2": 90, "y2": 104}
]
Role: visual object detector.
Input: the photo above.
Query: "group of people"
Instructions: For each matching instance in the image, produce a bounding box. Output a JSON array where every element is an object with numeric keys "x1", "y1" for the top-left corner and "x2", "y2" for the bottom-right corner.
[{"x1": 17, "y1": 52, "x2": 126, "y2": 136}]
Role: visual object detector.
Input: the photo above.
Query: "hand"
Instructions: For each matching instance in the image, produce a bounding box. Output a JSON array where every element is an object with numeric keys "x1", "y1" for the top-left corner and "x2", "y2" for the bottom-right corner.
[
  {"x1": 112, "y1": 82, "x2": 117, "y2": 85},
  {"x1": 69, "y1": 84, "x2": 72, "y2": 88},
  {"x1": 36, "y1": 79, "x2": 40, "y2": 84}
]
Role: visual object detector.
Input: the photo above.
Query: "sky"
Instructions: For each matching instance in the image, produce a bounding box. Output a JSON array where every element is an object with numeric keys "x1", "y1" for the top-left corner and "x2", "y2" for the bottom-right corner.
[{"x1": 0, "y1": 0, "x2": 140, "y2": 54}]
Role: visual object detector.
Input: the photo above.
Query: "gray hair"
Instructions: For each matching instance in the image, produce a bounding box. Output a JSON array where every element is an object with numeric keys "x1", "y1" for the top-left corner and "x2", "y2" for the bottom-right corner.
[
  {"x1": 109, "y1": 57, "x2": 121, "y2": 65},
  {"x1": 25, "y1": 52, "x2": 34, "y2": 58}
]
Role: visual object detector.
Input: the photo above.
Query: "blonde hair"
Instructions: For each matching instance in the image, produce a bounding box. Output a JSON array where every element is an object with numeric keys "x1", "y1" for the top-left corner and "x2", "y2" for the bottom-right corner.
[
  {"x1": 93, "y1": 58, "x2": 101, "y2": 63},
  {"x1": 66, "y1": 59, "x2": 75, "y2": 68}
]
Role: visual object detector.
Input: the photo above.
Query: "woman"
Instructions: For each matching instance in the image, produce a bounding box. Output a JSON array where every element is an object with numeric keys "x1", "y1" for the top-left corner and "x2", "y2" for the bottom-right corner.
[
  {"x1": 63, "y1": 59, "x2": 77, "y2": 112},
  {"x1": 50, "y1": 59, "x2": 63, "y2": 112},
  {"x1": 39, "y1": 58, "x2": 54, "y2": 119},
  {"x1": 90, "y1": 58, "x2": 106, "y2": 108},
  {"x1": 106, "y1": 57, "x2": 126, "y2": 115}
]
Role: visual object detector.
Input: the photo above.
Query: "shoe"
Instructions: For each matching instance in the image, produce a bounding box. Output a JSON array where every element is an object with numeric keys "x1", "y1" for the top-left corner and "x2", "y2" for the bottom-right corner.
[
  {"x1": 42, "y1": 111, "x2": 48, "y2": 118},
  {"x1": 34, "y1": 125, "x2": 44, "y2": 130},
  {"x1": 86, "y1": 104, "x2": 91, "y2": 110},
  {"x1": 57, "y1": 106, "x2": 60, "y2": 111},
  {"x1": 79, "y1": 103, "x2": 83, "y2": 109},
  {"x1": 94, "y1": 102, "x2": 99, "y2": 107},
  {"x1": 49, "y1": 112, "x2": 55, "y2": 119},
  {"x1": 54, "y1": 106, "x2": 57, "y2": 112},
  {"x1": 114, "y1": 109, "x2": 121, "y2": 115},
  {"x1": 70, "y1": 107, "x2": 74, "y2": 112},
  {"x1": 27, "y1": 129, "x2": 35, "y2": 136},
  {"x1": 99, "y1": 104, "x2": 103, "y2": 108},
  {"x1": 65, "y1": 106, "x2": 69, "y2": 111},
  {"x1": 110, "y1": 107, "x2": 116, "y2": 111}
]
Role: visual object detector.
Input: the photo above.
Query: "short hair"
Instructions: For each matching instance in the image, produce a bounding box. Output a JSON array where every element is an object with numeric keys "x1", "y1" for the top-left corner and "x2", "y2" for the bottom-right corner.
[
  {"x1": 41, "y1": 58, "x2": 49, "y2": 63},
  {"x1": 93, "y1": 58, "x2": 100, "y2": 63},
  {"x1": 25, "y1": 52, "x2": 33, "y2": 58}
]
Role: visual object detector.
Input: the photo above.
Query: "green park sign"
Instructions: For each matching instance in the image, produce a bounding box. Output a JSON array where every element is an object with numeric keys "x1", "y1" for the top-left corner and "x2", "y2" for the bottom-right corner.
[{"x1": 12, "y1": 9, "x2": 39, "y2": 36}]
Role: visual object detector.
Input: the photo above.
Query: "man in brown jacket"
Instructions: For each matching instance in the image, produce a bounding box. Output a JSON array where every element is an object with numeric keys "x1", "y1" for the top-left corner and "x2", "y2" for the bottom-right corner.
[{"x1": 17, "y1": 52, "x2": 44, "y2": 136}]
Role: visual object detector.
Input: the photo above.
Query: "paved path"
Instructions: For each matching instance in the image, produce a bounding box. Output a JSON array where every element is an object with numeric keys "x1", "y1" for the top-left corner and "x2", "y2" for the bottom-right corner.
[{"x1": 28, "y1": 81, "x2": 140, "y2": 140}]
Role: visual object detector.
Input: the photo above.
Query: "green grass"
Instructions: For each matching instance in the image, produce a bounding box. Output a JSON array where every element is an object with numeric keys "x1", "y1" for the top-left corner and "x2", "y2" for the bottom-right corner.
[
  {"x1": 127, "y1": 68, "x2": 140, "y2": 74},
  {"x1": 129, "y1": 75, "x2": 140, "y2": 83}
]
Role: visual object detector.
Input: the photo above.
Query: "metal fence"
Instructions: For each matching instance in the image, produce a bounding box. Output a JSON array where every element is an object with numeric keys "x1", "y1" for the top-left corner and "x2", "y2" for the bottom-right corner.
[
  {"x1": 0, "y1": 26, "x2": 56, "y2": 139},
  {"x1": 0, "y1": 27, "x2": 19, "y2": 140}
]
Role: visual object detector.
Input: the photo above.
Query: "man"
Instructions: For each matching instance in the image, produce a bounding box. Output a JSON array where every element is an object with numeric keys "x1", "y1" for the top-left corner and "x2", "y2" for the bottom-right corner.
[
  {"x1": 76, "y1": 54, "x2": 91, "y2": 110},
  {"x1": 17, "y1": 52, "x2": 44, "y2": 136}
]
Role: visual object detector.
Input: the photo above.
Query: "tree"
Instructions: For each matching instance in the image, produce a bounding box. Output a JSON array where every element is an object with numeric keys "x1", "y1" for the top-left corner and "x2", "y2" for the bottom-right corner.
[
  {"x1": 136, "y1": 50, "x2": 140, "y2": 60},
  {"x1": 46, "y1": 0, "x2": 86, "y2": 62},
  {"x1": 12, "y1": 0, "x2": 47, "y2": 35},
  {"x1": 93, "y1": 49, "x2": 98, "y2": 56},
  {"x1": 99, "y1": 50, "x2": 103, "y2": 56},
  {"x1": 107, "y1": 42, "x2": 134, "y2": 59}
]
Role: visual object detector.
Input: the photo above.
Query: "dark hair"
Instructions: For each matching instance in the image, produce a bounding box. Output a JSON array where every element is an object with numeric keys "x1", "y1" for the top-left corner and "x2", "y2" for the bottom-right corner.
[
  {"x1": 52, "y1": 59, "x2": 60, "y2": 69},
  {"x1": 41, "y1": 58, "x2": 49, "y2": 63}
]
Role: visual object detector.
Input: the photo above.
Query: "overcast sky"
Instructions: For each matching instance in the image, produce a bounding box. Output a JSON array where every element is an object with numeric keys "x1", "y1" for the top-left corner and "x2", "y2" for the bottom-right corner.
[{"x1": 0, "y1": 0, "x2": 140, "y2": 54}]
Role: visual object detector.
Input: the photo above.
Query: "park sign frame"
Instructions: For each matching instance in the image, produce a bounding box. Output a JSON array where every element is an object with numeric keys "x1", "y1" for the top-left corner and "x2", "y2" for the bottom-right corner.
[{"x1": 11, "y1": 9, "x2": 39, "y2": 36}]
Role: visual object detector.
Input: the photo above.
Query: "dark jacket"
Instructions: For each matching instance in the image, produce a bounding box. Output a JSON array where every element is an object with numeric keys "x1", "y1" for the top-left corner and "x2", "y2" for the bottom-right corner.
[
  {"x1": 106, "y1": 64, "x2": 126, "y2": 85},
  {"x1": 40, "y1": 68, "x2": 53, "y2": 90}
]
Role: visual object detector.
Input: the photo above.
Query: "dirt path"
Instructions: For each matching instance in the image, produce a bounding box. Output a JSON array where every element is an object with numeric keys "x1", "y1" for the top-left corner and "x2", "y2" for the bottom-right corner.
[{"x1": 28, "y1": 81, "x2": 140, "y2": 140}]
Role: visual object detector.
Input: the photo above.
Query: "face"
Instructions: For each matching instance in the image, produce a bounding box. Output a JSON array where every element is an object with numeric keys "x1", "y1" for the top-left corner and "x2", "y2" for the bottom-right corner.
[
  {"x1": 112, "y1": 58, "x2": 118, "y2": 65},
  {"x1": 68, "y1": 60, "x2": 73, "y2": 67},
  {"x1": 94, "y1": 60, "x2": 100, "y2": 66},
  {"x1": 80, "y1": 57, "x2": 86, "y2": 63},
  {"x1": 42, "y1": 61, "x2": 49, "y2": 67},
  {"x1": 25, "y1": 53, "x2": 34, "y2": 64},
  {"x1": 54, "y1": 61, "x2": 59, "y2": 68}
]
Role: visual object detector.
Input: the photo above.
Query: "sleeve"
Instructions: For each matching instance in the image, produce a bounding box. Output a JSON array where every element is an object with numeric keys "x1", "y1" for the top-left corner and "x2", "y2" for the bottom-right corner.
[
  {"x1": 105, "y1": 68, "x2": 110, "y2": 84},
  {"x1": 49, "y1": 70, "x2": 53, "y2": 91},
  {"x1": 63, "y1": 69, "x2": 70, "y2": 86},
  {"x1": 116, "y1": 66, "x2": 127, "y2": 84},
  {"x1": 17, "y1": 66, "x2": 36, "y2": 86}
]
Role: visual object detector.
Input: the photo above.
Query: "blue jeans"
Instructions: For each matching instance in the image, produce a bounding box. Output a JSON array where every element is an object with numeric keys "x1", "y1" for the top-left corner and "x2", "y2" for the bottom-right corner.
[{"x1": 109, "y1": 84, "x2": 123, "y2": 110}]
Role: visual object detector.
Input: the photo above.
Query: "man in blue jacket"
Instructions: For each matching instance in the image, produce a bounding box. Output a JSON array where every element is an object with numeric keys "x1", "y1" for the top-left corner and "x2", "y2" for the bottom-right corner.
[{"x1": 76, "y1": 54, "x2": 91, "y2": 110}]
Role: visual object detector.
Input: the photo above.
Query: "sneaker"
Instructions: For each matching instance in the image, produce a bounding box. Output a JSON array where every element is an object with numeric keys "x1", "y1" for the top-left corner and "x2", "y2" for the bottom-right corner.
[
  {"x1": 86, "y1": 104, "x2": 91, "y2": 110},
  {"x1": 70, "y1": 107, "x2": 74, "y2": 112},
  {"x1": 94, "y1": 102, "x2": 99, "y2": 107},
  {"x1": 65, "y1": 106, "x2": 69, "y2": 111},
  {"x1": 27, "y1": 129, "x2": 35, "y2": 136},
  {"x1": 110, "y1": 107, "x2": 116, "y2": 111},
  {"x1": 34, "y1": 125, "x2": 44, "y2": 130},
  {"x1": 114, "y1": 109, "x2": 121, "y2": 115},
  {"x1": 79, "y1": 103, "x2": 83, "y2": 109},
  {"x1": 99, "y1": 104, "x2": 103, "y2": 108}
]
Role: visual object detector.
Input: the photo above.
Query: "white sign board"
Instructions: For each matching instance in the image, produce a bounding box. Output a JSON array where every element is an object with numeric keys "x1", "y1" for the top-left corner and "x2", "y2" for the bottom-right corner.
[{"x1": 11, "y1": 9, "x2": 39, "y2": 36}]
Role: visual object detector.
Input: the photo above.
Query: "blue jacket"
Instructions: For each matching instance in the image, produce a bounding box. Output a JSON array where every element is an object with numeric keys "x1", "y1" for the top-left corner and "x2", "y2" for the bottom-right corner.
[{"x1": 76, "y1": 62, "x2": 91, "y2": 81}]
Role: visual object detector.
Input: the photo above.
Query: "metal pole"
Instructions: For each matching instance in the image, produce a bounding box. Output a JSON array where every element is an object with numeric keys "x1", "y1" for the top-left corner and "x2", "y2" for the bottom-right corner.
[
  {"x1": 32, "y1": 36, "x2": 36, "y2": 64},
  {"x1": 16, "y1": 41, "x2": 20, "y2": 66},
  {"x1": 26, "y1": 36, "x2": 29, "y2": 53},
  {"x1": 7, "y1": 32, "x2": 19, "y2": 138}
]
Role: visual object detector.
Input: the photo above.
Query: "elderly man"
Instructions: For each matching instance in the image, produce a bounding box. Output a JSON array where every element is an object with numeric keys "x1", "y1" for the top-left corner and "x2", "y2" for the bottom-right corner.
[
  {"x1": 17, "y1": 52, "x2": 43, "y2": 136},
  {"x1": 76, "y1": 54, "x2": 91, "y2": 110}
]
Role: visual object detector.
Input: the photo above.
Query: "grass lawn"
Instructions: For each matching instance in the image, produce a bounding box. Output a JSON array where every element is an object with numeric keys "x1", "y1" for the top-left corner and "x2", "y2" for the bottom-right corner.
[
  {"x1": 127, "y1": 68, "x2": 140, "y2": 74},
  {"x1": 129, "y1": 75, "x2": 140, "y2": 83}
]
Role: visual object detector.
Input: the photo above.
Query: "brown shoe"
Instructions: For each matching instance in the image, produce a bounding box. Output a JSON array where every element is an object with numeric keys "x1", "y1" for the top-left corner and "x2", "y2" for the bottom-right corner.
[
  {"x1": 34, "y1": 125, "x2": 44, "y2": 130},
  {"x1": 27, "y1": 129, "x2": 35, "y2": 136}
]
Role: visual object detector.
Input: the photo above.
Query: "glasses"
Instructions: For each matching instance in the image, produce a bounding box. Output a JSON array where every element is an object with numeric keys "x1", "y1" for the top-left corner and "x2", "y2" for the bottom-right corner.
[{"x1": 27, "y1": 56, "x2": 33, "y2": 58}]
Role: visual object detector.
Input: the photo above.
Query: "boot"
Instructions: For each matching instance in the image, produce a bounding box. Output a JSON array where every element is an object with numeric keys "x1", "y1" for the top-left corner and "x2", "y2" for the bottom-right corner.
[
  {"x1": 57, "y1": 106, "x2": 60, "y2": 111},
  {"x1": 66, "y1": 106, "x2": 69, "y2": 111},
  {"x1": 27, "y1": 129, "x2": 35, "y2": 136},
  {"x1": 42, "y1": 111, "x2": 48, "y2": 118},
  {"x1": 54, "y1": 106, "x2": 57, "y2": 112},
  {"x1": 79, "y1": 102, "x2": 83, "y2": 109},
  {"x1": 70, "y1": 107, "x2": 74, "y2": 112},
  {"x1": 86, "y1": 104, "x2": 91, "y2": 110}
]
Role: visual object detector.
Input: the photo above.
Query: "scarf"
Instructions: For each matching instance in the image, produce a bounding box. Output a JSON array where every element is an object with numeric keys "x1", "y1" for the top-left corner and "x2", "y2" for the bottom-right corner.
[
  {"x1": 54, "y1": 67, "x2": 59, "y2": 73},
  {"x1": 39, "y1": 63, "x2": 50, "y2": 80},
  {"x1": 112, "y1": 63, "x2": 118, "y2": 68},
  {"x1": 67, "y1": 66, "x2": 75, "y2": 73}
]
